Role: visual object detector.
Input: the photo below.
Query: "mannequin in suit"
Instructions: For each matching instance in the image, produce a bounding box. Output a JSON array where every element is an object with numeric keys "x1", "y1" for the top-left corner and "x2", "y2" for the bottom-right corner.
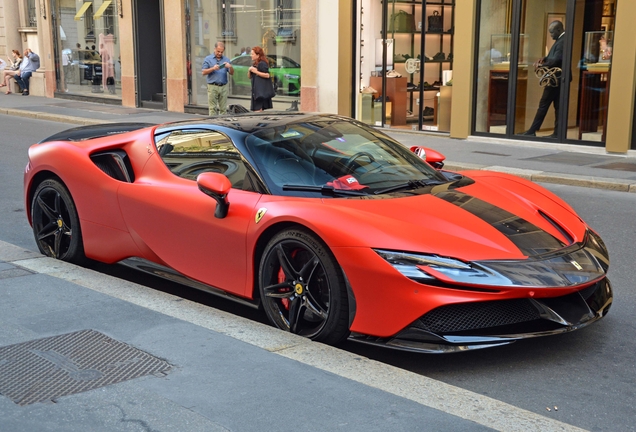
[{"x1": 522, "y1": 21, "x2": 565, "y2": 138}]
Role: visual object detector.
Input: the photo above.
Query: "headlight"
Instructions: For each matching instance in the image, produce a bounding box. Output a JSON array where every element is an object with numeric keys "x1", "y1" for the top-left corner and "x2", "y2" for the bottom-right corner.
[
  {"x1": 374, "y1": 250, "x2": 512, "y2": 286},
  {"x1": 375, "y1": 230, "x2": 608, "y2": 288},
  {"x1": 586, "y1": 229, "x2": 609, "y2": 266},
  {"x1": 284, "y1": 74, "x2": 299, "y2": 80}
]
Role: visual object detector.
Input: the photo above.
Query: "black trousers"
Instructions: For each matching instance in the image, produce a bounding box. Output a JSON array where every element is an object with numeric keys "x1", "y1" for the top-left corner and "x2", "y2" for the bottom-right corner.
[{"x1": 528, "y1": 85, "x2": 560, "y2": 134}]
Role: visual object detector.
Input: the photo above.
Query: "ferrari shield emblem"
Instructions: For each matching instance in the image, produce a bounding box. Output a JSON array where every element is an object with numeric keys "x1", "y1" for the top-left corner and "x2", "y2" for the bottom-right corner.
[{"x1": 255, "y1": 208, "x2": 267, "y2": 224}]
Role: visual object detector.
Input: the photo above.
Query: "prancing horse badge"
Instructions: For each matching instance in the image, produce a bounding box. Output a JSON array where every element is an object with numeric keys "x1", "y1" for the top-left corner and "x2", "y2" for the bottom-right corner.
[{"x1": 255, "y1": 208, "x2": 267, "y2": 224}]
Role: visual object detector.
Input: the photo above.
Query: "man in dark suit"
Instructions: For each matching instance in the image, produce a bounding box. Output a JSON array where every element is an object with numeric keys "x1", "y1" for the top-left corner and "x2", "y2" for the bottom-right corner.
[{"x1": 522, "y1": 21, "x2": 565, "y2": 138}]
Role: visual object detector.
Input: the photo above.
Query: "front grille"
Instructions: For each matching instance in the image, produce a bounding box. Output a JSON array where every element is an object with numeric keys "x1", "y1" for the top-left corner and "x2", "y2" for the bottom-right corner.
[{"x1": 413, "y1": 299, "x2": 541, "y2": 334}]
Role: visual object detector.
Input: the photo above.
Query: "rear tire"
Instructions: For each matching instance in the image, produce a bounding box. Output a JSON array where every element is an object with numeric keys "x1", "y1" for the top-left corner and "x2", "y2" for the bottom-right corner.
[
  {"x1": 31, "y1": 179, "x2": 85, "y2": 264},
  {"x1": 259, "y1": 228, "x2": 350, "y2": 344}
]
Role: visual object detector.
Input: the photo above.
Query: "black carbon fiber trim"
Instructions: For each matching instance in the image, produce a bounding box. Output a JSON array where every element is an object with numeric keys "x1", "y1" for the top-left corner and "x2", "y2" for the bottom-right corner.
[
  {"x1": 413, "y1": 299, "x2": 541, "y2": 334},
  {"x1": 0, "y1": 330, "x2": 171, "y2": 405},
  {"x1": 39, "y1": 123, "x2": 153, "y2": 143}
]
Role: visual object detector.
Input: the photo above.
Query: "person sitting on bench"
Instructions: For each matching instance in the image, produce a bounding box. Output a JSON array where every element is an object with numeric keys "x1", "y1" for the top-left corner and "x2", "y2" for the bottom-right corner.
[{"x1": 14, "y1": 48, "x2": 40, "y2": 96}]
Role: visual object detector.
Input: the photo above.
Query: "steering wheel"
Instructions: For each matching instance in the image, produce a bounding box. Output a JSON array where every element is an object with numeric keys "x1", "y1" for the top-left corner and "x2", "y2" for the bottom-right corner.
[{"x1": 343, "y1": 151, "x2": 375, "y2": 171}]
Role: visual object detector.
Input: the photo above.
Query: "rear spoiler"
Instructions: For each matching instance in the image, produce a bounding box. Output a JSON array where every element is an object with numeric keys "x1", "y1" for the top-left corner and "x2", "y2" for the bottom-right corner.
[{"x1": 39, "y1": 123, "x2": 155, "y2": 143}]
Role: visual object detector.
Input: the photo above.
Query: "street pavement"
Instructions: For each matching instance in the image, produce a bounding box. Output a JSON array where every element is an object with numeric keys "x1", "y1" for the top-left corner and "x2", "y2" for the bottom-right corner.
[{"x1": 1, "y1": 94, "x2": 634, "y2": 431}]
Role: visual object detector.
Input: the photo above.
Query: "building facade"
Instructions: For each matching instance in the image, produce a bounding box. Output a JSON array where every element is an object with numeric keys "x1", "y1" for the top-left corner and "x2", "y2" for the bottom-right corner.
[{"x1": 1, "y1": 0, "x2": 634, "y2": 153}]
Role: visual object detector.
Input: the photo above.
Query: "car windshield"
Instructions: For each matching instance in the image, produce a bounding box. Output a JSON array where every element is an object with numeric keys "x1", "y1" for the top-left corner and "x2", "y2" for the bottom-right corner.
[{"x1": 245, "y1": 117, "x2": 448, "y2": 197}]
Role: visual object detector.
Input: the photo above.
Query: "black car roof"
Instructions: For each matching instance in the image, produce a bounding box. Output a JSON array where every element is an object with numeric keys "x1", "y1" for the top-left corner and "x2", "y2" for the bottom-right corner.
[
  {"x1": 39, "y1": 122, "x2": 155, "y2": 143},
  {"x1": 156, "y1": 112, "x2": 350, "y2": 134}
]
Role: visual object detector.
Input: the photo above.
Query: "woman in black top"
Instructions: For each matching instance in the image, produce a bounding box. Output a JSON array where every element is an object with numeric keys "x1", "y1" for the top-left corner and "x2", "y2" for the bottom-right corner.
[{"x1": 248, "y1": 46, "x2": 274, "y2": 111}]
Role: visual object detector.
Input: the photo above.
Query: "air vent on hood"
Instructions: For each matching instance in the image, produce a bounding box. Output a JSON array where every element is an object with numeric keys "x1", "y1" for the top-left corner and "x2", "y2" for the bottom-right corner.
[
  {"x1": 91, "y1": 150, "x2": 135, "y2": 183},
  {"x1": 539, "y1": 210, "x2": 574, "y2": 245}
]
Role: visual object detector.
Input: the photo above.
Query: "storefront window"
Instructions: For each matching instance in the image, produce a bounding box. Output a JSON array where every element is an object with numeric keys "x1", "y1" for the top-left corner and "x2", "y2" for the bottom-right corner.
[
  {"x1": 186, "y1": 0, "x2": 301, "y2": 110},
  {"x1": 474, "y1": 0, "x2": 513, "y2": 135},
  {"x1": 51, "y1": 0, "x2": 121, "y2": 99},
  {"x1": 357, "y1": 1, "x2": 453, "y2": 132},
  {"x1": 562, "y1": 0, "x2": 616, "y2": 143},
  {"x1": 475, "y1": 0, "x2": 618, "y2": 144}
]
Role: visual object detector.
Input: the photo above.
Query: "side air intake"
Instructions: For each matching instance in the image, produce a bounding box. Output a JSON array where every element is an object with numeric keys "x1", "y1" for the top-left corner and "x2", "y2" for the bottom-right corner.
[{"x1": 91, "y1": 150, "x2": 135, "y2": 183}]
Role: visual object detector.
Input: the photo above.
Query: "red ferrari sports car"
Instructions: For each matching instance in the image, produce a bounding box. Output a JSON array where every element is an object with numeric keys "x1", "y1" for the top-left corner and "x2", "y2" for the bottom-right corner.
[{"x1": 24, "y1": 113, "x2": 612, "y2": 353}]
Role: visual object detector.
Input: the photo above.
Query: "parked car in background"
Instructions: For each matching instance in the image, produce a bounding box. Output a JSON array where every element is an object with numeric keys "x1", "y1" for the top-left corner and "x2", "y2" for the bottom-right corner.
[{"x1": 230, "y1": 54, "x2": 300, "y2": 96}]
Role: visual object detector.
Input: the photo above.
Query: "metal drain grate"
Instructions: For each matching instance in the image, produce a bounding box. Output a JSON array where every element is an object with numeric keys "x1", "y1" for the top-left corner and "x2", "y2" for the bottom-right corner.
[{"x1": 0, "y1": 330, "x2": 171, "y2": 405}]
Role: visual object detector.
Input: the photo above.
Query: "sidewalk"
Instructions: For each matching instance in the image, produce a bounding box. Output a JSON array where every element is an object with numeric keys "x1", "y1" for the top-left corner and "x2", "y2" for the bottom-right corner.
[
  {"x1": 1, "y1": 93, "x2": 635, "y2": 192},
  {"x1": 0, "y1": 240, "x2": 584, "y2": 432}
]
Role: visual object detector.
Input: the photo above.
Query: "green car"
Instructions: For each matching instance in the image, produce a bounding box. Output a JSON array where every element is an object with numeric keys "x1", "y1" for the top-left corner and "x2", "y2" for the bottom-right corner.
[{"x1": 230, "y1": 55, "x2": 300, "y2": 96}]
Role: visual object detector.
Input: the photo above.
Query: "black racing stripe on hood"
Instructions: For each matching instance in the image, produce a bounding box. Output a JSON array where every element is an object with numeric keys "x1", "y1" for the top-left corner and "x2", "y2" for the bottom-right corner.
[{"x1": 434, "y1": 190, "x2": 565, "y2": 256}]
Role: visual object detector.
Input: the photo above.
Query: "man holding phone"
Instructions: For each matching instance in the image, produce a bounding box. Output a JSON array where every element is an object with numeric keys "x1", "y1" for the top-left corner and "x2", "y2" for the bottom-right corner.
[{"x1": 202, "y1": 41, "x2": 234, "y2": 115}]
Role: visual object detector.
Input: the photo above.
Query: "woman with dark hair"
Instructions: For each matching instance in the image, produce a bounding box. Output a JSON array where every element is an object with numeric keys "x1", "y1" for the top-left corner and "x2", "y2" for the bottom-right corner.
[
  {"x1": 1, "y1": 50, "x2": 23, "y2": 93},
  {"x1": 248, "y1": 46, "x2": 274, "y2": 111}
]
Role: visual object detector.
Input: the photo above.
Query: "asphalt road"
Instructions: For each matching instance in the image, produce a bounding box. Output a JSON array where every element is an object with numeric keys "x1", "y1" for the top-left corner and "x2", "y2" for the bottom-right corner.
[{"x1": 4, "y1": 115, "x2": 636, "y2": 431}]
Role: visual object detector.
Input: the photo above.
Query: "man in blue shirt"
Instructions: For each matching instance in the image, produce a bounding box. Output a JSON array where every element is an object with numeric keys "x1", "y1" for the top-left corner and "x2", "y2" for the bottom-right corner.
[
  {"x1": 202, "y1": 42, "x2": 234, "y2": 115},
  {"x1": 14, "y1": 48, "x2": 40, "y2": 96}
]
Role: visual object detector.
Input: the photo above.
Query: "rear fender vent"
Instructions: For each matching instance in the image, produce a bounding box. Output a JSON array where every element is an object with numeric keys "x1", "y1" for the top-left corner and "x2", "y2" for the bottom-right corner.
[{"x1": 91, "y1": 150, "x2": 135, "y2": 183}]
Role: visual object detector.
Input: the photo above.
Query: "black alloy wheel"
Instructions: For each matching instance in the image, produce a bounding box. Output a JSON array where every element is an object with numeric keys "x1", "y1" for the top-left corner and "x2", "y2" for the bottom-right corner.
[
  {"x1": 31, "y1": 179, "x2": 85, "y2": 264},
  {"x1": 259, "y1": 228, "x2": 350, "y2": 344}
]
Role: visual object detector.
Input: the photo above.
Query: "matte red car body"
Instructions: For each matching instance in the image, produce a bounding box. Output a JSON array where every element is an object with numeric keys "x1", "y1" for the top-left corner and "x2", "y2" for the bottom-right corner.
[{"x1": 24, "y1": 121, "x2": 605, "y2": 340}]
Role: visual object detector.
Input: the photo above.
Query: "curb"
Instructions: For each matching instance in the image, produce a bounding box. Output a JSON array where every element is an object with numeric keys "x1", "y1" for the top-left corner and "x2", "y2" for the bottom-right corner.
[{"x1": 1, "y1": 108, "x2": 107, "y2": 126}]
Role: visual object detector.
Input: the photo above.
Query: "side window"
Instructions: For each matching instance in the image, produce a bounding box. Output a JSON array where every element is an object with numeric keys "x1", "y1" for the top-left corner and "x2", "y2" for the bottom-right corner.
[
  {"x1": 234, "y1": 56, "x2": 249, "y2": 67},
  {"x1": 155, "y1": 129, "x2": 249, "y2": 190}
]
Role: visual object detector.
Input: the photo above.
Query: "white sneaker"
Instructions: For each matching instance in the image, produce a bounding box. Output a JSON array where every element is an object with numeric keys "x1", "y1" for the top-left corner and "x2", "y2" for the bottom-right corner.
[
  {"x1": 361, "y1": 86, "x2": 378, "y2": 94},
  {"x1": 386, "y1": 70, "x2": 402, "y2": 78}
]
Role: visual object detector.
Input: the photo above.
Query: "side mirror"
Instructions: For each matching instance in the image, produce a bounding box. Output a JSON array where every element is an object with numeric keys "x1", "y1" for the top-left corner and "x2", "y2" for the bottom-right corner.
[
  {"x1": 410, "y1": 146, "x2": 446, "y2": 169},
  {"x1": 197, "y1": 172, "x2": 231, "y2": 218}
]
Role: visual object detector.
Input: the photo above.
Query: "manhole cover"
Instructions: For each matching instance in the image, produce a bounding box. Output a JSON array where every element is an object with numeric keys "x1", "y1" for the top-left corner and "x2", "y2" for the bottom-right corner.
[{"x1": 0, "y1": 330, "x2": 171, "y2": 405}]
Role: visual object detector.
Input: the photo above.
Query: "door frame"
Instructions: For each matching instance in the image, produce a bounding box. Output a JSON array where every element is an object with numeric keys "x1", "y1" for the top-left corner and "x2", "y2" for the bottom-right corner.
[{"x1": 131, "y1": 0, "x2": 167, "y2": 109}]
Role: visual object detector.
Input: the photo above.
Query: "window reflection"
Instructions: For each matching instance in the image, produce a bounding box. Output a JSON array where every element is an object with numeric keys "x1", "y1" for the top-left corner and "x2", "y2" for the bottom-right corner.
[
  {"x1": 186, "y1": 0, "x2": 301, "y2": 109},
  {"x1": 53, "y1": 0, "x2": 121, "y2": 98}
]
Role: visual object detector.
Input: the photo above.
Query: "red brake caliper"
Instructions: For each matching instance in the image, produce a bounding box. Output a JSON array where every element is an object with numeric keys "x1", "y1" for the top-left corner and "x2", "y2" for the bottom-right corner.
[
  {"x1": 278, "y1": 249, "x2": 299, "y2": 310},
  {"x1": 278, "y1": 267, "x2": 290, "y2": 310}
]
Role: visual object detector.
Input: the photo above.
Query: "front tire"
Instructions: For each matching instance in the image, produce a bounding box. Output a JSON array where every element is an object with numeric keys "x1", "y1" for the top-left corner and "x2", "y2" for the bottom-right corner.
[
  {"x1": 31, "y1": 179, "x2": 85, "y2": 264},
  {"x1": 259, "y1": 228, "x2": 350, "y2": 344}
]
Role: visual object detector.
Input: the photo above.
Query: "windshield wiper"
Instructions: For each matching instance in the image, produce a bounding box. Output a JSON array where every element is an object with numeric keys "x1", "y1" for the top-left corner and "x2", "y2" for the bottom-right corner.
[
  {"x1": 374, "y1": 179, "x2": 447, "y2": 195},
  {"x1": 282, "y1": 184, "x2": 369, "y2": 196}
]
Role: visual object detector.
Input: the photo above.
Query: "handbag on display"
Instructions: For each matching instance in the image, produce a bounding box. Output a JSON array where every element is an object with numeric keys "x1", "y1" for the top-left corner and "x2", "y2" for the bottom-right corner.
[
  {"x1": 389, "y1": 10, "x2": 416, "y2": 33},
  {"x1": 427, "y1": 11, "x2": 443, "y2": 33}
]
